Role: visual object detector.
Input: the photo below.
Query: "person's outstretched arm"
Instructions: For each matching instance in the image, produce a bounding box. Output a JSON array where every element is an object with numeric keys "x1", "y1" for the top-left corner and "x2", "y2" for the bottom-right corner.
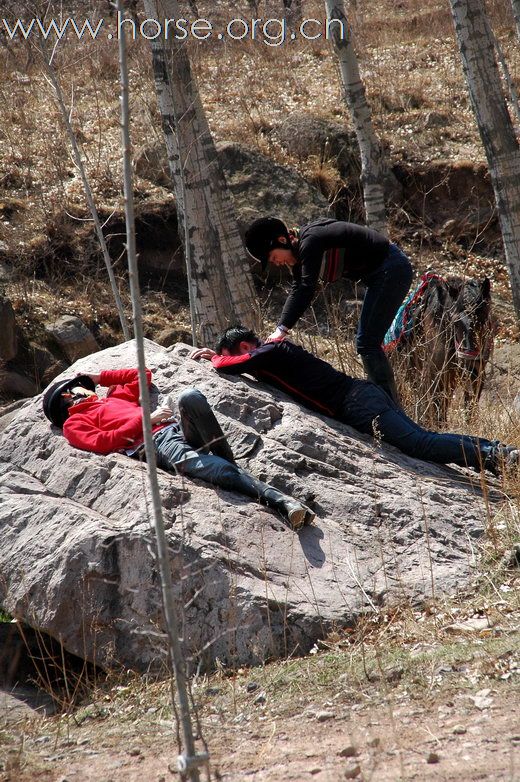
[{"x1": 191, "y1": 344, "x2": 275, "y2": 376}]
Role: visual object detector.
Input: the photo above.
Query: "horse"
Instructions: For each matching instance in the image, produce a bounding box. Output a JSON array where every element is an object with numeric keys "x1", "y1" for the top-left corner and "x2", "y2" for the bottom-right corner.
[{"x1": 385, "y1": 273, "x2": 494, "y2": 425}]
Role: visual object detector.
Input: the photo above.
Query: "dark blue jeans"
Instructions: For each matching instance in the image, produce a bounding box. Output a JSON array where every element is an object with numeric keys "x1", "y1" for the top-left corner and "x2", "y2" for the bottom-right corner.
[
  {"x1": 153, "y1": 389, "x2": 286, "y2": 502},
  {"x1": 339, "y1": 379, "x2": 496, "y2": 469},
  {"x1": 153, "y1": 389, "x2": 242, "y2": 488},
  {"x1": 356, "y1": 243, "x2": 413, "y2": 357}
]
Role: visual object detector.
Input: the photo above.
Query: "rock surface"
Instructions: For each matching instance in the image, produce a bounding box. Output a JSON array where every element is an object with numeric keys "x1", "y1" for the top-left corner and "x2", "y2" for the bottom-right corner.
[
  {"x1": 216, "y1": 140, "x2": 328, "y2": 229},
  {"x1": 271, "y1": 112, "x2": 360, "y2": 177},
  {"x1": 0, "y1": 369, "x2": 38, "y2": 398},
  {"x1": 0, "y1": 339, "x2": 493, "y2": 673},
  {"x1": 45, "y1": 315, "x2": 99, "y2": 362},
  {"x1": 270, "y1": 112, "x2": 402, "y2": 201}
]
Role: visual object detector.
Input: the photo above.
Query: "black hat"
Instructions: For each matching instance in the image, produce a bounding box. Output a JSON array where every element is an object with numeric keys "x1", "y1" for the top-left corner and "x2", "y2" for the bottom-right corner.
[
  {"x1": 43, "y1": 375, "x2": 97, "y2": 428},
  {"x1": 244, "y1": 217, "x2": 291, "y2": 270}
]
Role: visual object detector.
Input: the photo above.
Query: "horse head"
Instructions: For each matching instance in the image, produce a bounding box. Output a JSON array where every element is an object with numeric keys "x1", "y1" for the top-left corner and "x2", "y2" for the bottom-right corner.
[{"x1": 449, "y1": 276, "x2": 494, "y2": 368}]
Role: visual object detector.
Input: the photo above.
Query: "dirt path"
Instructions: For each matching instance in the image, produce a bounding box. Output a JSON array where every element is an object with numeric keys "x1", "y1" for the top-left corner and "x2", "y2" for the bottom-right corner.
[{"x1": 3, "y1": 630, "x2": 518, "y2": 782}]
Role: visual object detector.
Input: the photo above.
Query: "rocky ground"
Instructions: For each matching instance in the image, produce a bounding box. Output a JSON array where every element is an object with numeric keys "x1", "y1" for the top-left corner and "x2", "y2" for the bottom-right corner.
[{"x1": 1, "y1": 607, "x2": 519, "y2": 781}]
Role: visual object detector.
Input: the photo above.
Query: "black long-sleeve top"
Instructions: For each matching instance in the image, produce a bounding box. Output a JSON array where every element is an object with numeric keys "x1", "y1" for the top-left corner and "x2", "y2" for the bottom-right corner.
[
  {"x1": 212, "y1": 339, "x2": 354, "y2": 417},
  {"x1": 280, "y1": 218, "x2": 390, "y2": 329}
]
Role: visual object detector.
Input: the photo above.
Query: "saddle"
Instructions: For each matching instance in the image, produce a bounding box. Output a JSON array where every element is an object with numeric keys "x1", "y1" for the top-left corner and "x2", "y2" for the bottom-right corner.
[{"x1": 383, "y1": 272, "x2": 444, "y2": 352}]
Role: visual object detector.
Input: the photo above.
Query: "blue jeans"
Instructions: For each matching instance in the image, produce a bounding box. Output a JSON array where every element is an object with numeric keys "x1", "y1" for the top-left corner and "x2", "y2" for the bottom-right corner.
[
  {"x1": 339, "y1": 379, "x2": 496, "y2": 469},
  {"x1": 153, "y1": 389, "x2": 243, "y2": 488},
  {"x1": 356, "y1": 243, "x2": 413, "y2": 357},
  {"x1": 153, "y1": 389, "x2": 290, "y2": 504}
]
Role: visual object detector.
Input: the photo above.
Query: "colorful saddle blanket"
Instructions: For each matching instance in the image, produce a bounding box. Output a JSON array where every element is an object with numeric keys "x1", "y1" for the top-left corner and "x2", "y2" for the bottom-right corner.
[{"x1": 383, "y1": 272, "x2": 444, "y2": 352}]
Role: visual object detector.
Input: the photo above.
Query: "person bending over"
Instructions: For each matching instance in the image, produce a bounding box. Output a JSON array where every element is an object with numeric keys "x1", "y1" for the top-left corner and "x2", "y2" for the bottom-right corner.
[
  {"x1": 42, "y1": 368, "x2": 314, "y2": 530},
  {"x1": 191, "y1": 327, "x2": 518, "y2": 476},
  {"x1": 244, "y1": 216, "x2": 413, "y2": 404}
]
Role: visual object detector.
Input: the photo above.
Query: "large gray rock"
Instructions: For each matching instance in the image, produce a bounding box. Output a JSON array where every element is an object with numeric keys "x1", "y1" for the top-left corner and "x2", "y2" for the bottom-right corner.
[
  {"x1": 216, "y1": 141, "x2": 329, "y2": 229},
  {"x1": 0, "y1": 339, "x2": 492, "y2": 674},
  {"x1": 270, "y1": 112, "x2": 402, "y2": 201},
  {"x1": 45, "y1": 315, "x2": 99, "y2": 362},
  {"x1": 0, "y1": 369, "x2": 38, "y2": 398},
  {"x1": 271, "y1": 112, "x2": 360, "y2": 178}
]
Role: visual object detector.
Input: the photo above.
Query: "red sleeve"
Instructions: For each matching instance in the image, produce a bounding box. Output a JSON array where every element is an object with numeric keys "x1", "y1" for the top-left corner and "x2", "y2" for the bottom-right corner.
[
  {"x1": 211, "y1": 345, "x2": 274, "y2": 375},
  {"x1": 63, "y1": 411, "x2": 144, "y2": 455},
  {"x1": 211, "y1": 354, "x2": 253, "y2": 370},
  {"x1": 99, "y1": 369, "x2": 152, "y2": 387}
]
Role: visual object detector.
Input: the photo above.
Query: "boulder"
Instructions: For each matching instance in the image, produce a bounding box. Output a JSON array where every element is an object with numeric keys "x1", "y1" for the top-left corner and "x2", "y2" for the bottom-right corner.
[
  {"x1": 270, "y1": 112, "x2": 402, "y2": 202},
  {"x1": 45, "y1": 315, "x2": 99, "y2": 363},
  {"x1": 134, "y1": 140, "x2": 329, "y2": 230},
  {"x1": 216, "y1": 141, "x2": 329, "y2": 229},
  {"x1": 0, "y1": 339, "x2": 493, "y2": 673},
  {"x1": 0, "y1": 369, "x2": 38, "y2": 398},
  {"x1": 271, "y1": 112, "x2": 360, "y2": 178},
  {"x1": 0, "y1": 295, "x2": 17, "y2": 361}
]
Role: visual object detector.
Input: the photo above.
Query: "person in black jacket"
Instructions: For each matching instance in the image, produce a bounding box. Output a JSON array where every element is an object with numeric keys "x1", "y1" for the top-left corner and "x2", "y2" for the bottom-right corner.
[
  {"x1": 191, "y1": 326, "x2": 519, "y2": 477},
  {"x1": 244, "y1": 216, "x2": 413, "y2": 404}
]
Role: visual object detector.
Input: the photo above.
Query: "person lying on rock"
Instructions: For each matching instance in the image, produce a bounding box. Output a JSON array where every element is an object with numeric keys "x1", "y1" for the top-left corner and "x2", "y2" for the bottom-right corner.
[
  {"x1": 244, "y1": 216, "x2": 413, "y2": 404},
  {"x1": 42, "y1": 369, "x2": 314, "y2": 530},
  {"x1": 191, "y1": 326, "x2": 519, "y2": 477}
]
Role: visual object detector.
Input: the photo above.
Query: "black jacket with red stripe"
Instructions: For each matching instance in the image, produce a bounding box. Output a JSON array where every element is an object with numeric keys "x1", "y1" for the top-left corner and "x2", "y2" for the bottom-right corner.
[
  {"x1": 281, "y1": 218, "x2": 390, "y2": 329},
  {"x1": 211, "y1": 340, "x2": 354, "y2": 417}
]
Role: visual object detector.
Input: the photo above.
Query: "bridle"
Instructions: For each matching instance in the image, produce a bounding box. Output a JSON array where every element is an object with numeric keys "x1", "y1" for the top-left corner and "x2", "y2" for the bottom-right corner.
[{"x1": 452, "y1": 294, "x2": 492, "y2": 363}]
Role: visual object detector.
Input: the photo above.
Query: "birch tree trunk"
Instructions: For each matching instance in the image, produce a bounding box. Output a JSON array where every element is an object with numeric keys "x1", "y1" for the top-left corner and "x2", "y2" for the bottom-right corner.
[
  {"x1": 324, "y1": 0, "x2": 391, "y2": 235},
  {"x1": 511, "y1": 0, "x2": 520, "y2": 42},
  {"x1": 143, "y1": 0, "x2": 259, "y2": 345},
  {"x1": 450, "y1": 0, "x2": 520, "y2": 319}
]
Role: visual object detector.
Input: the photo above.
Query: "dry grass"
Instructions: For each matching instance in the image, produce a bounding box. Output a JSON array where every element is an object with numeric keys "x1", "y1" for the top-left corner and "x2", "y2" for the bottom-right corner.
[{"x1": 2, "y1": 583, "x2": 518, "y2": 779}]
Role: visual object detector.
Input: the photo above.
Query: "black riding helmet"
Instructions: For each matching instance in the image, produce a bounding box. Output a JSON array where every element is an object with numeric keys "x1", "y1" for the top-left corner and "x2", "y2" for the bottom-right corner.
[
  {"x1": 43, "y1": 375, "x2": 97, "y2": 429},
  {"x1": 244, "y1": 217, "x2": 291, "y2": 270}
]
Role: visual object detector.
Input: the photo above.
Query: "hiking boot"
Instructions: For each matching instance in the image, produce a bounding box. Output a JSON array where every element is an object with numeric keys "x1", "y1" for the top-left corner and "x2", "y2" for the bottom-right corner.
[
  {"x1": 486, "y1": 444, "x2": 520, "y2": 477},
  {"x1": 283, "y1": 501, "x2": 315, "y2": 530},
  {"x1": 233, "y1": 469, "x2": 313, "y2": 530},
  {"x1": 284, "y1": 501, "x2": 307, "y2": 530}
]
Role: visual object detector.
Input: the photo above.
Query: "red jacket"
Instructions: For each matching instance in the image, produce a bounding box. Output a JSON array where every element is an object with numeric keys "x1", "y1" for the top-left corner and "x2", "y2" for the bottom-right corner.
[{"x1": 63, "y1": 369, "x2": 167, "y2": 455}]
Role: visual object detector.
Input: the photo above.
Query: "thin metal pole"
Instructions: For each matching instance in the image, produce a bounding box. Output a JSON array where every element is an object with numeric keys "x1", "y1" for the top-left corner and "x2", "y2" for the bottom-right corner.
[
  {"x1": 178, "y1": 154, "x2": 198, "y2": 348},
  {"x1": 40, "y1": 51, "x2": 131, "y2": 342},
  {"x1": 116, "y1": 3, "x2": 206, "y2": 780}
]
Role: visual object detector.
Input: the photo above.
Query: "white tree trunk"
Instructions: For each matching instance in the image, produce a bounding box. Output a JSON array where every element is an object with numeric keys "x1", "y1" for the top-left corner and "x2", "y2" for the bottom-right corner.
[
  {"x1": 324, "y1": 0, "x2": 390, "y2": 235},
  {"x1": 511, "y1": 0, "x2": 520, "y2": 42},
  {"x1": 491, "y1": 29, "x2": 520, "y2": 129},
  {"x1": 450, "y1": 0, "x2": 520, "y2": 319},
  {"x1": 143, "y1": 0, "x2": 259, "y2": 345}
]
